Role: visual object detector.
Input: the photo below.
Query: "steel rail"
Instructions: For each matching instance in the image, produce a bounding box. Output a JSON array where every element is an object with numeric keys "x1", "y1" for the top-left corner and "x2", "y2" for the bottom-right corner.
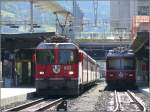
[
  {"x1": 34, "y1": 98, "x2": 63, "y2": 111},
  {"x1": 127, "y1": 90, "x2": 146, "y2": 112},
  {"x1": 113, "y1": 90, "x2": 119, "y2": 112},
  {"x1": 4, "y1": 98, "x2": 44, "y2": 112}
]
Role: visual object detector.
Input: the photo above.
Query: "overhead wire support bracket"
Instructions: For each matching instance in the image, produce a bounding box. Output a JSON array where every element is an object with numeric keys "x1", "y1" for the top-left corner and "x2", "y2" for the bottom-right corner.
[{"x1": 53, "y1": 11, "x2": 72, "y2": 36}]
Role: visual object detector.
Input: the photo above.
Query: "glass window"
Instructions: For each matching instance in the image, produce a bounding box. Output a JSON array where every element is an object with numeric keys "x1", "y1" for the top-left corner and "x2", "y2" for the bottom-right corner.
[
  {"x1": 36, "y1": 50, "x2": 54, "y2": 64},
  {"x1": 108, "y1": 58, "x2": 134, "y2": 70},
  {"x1": 138, "y1": 6, "x2": 149, "y2": 15},
  {"x1": 108, "y1": 59, "x2": 121, "y2": 70},
  {"x1": 59, "y1": 50, "x2": 78, "y2": 64},
  {"x1": 122, "y1": 59, "x2": 134, "y2": 70}
]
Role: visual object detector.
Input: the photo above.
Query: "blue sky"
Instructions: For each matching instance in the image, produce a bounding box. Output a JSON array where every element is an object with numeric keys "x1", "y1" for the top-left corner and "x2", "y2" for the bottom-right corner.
[
  {"x1": 77, "y1": 1, "x2": 110, "y2": 20},
  {"x1": 77, "y1": 1, "x2": 110, "y2": 32},
  {"x1": 57, "y1": 0, "x2": 110, "y2": 32},
  {"x1": 2, "y1": 0, "x2": 110, "y2": 33},
  {"x1": 57, "y1": 1, "x2": 110, "y2": 22}
]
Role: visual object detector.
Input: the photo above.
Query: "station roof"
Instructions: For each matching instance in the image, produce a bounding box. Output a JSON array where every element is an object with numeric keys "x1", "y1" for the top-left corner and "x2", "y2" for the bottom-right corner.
[
  {"x1": 1, "y1": 32, "x2": 55, "y2": 50},
  {"x1": 1, "y1": 32, "x2": 55, "y2": 39}
]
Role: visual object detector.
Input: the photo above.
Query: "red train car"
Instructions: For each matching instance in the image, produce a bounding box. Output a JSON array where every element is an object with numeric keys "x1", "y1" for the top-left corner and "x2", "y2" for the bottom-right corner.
[
  {"x1": 106, "y1": 48, "x2": 136, "y2": 86},
  {"x1": 33, "y1": 42, "x2": 99, "y2": 96}
]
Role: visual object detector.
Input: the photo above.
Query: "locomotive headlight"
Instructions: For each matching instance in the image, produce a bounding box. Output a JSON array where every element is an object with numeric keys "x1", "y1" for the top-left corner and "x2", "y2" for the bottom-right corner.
[
  {"x1": 39, "y1": 71, "x2": 44, "y2": 75},
  {"x1": 129, "y1": 74, "x2": 133, "y2": 77},
  {"x1": 69, "y1": 71, "x2": 74, "y2": 75}
]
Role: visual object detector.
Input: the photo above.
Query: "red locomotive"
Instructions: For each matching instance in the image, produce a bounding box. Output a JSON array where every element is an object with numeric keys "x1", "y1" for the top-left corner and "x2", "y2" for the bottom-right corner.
[
  {"x1": 33, "y1": 40, "x2": 100, "y2": 96},
  {"x1": 106, "y1": 47, "x2": 136, "y2": 86}
]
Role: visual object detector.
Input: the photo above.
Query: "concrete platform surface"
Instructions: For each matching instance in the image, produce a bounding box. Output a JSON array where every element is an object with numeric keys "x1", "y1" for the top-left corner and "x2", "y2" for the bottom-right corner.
[
  {"x1": 140, "y1": 87, "x2": 150, "y2": 97},
  {"x1": 142, "y1": 88, "x2": 150, "y2": 93},
  {"x1": 1, "y1": 88, "x2": 36, "y2": 99},
  {"x1": 0, "y1": 88, "x2": 36, "y2": 107}
]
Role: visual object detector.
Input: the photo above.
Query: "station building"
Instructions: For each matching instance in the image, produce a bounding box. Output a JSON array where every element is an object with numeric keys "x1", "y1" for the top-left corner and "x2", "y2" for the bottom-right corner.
[{"x1": 131, "y1": 16, "x2": 149, "y2": 86}]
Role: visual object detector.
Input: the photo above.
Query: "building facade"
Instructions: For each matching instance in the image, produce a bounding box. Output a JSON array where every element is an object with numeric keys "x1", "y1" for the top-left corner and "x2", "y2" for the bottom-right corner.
[
  {"x1": 110, "y1": 0, "x2": 150, "y2": 35},
  {"x1": 110, "y1": 0, "x2": 130, "y2": 34}
]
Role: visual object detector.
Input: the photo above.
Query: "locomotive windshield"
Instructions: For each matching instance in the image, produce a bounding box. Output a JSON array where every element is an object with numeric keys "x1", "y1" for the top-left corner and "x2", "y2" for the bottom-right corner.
[
  {"x1": 108, "y1": 59, "x2": 120, "y2": 70},
  {"x1": 122, "y1": 59, "x2": 134, "y2": 70},
  {"x1": 59, "y1": 50, "x2": 78, "y2": 64},
  {"x1": 36, "y1": 50, "x2": 54, "y2": 64},
  {"x1": 108, "y1": 58, "x2": 134, "y2": 70}
]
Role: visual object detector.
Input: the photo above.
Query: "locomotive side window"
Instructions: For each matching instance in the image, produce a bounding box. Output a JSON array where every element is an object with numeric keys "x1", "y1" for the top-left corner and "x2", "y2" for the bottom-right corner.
[
  {"x1": 36, "y1": 50, "x2": 54, "y2": 64},
  {"x1": 59, "y1": 50, "x2": 78, "y2": 64}
]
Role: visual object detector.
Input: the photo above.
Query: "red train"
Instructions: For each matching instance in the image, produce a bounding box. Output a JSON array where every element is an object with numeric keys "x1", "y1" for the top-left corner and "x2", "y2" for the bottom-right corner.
[
  {"x1": 33, "y1": 42, "x2": 100, "y2": 96},
  {"x1": 106, "y1": 48, "x2": 136, "y2": 86}
]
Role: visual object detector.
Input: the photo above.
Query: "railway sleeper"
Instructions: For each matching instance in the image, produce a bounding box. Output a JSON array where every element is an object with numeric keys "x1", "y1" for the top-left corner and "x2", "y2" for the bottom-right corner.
[{"x1": 56, "y1": 100, "x2": 67, "y2": 111}]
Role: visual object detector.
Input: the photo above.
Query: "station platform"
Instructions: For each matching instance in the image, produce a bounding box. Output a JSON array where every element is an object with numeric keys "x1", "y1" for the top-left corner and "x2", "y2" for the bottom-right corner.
[
  {"x1": 136, "y1": 80, "x2": 150, "y2": 96},
  {"x1": 139, "y1": 87, "x2": 150, "y2": 97},
  {"x1": 1, "y1": 88, "x2": 36, "y2": 107}
]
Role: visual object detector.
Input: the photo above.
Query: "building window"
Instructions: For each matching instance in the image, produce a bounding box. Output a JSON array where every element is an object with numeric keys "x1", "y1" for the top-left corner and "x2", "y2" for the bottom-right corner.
[{"x1": 138, "y1": 6, "x2": 149, "y2": 15}]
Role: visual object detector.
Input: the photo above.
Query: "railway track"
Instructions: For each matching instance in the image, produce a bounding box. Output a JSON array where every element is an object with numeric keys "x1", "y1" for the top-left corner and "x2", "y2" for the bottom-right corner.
[
  {"x1": 114, "y1": 90, "x2": 146, "y2": 112},
  {"x1": 4, "y1": 98, "x2": 65, "y2": 112}
]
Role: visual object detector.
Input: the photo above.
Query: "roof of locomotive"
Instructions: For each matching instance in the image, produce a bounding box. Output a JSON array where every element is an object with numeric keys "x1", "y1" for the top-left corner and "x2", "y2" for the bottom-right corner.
[
  {"x1": 36, "y1": 42, "x2": 79, "y2": 49},
  {"x1": 107, "y1": 49, "x2": 134, "y2": 58}
]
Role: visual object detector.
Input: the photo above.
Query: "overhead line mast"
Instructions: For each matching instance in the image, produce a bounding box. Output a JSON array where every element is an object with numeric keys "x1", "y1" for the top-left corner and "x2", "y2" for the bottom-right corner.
[{"x1": 93, "y1": 0, "x2": 98, "y2": 27}]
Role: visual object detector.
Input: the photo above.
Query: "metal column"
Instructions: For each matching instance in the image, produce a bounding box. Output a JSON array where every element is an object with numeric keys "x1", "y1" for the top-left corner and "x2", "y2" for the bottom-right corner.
[
  {"x1": 0, "y1": 0, "x2": 2, "y2": 107},
  {"x1": 30, "y1": 0, "x2": 34, "y2": 32},
  {"x1": 93, "y1": 0, "x2": 98, "y2": 27}
]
